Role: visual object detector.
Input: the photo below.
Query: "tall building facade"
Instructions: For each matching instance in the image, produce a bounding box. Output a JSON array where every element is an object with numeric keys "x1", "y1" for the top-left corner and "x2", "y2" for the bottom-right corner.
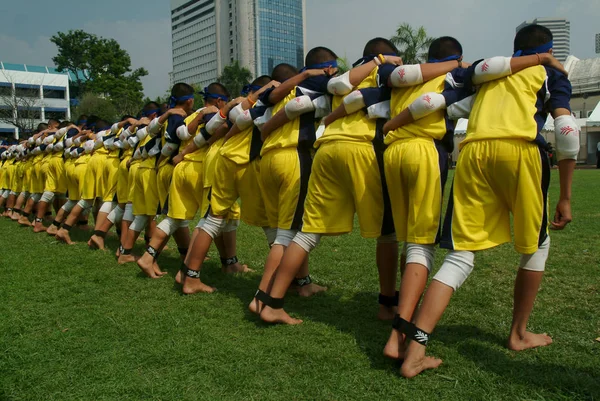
[
  {"x1": 516, "y1": 18, "x2": 570, "y2": 63},
  {"x1": 596, "y1": 33, "x2": 600, "y2": 54},
  {"x1": 170, "y1": 0, "x2": 306, "y2": 88}
]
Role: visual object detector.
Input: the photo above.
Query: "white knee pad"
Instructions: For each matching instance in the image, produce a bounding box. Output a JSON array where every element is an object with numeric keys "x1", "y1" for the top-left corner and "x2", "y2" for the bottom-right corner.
[
  {"x1": 20, "y1": 191, "x2": 31, "y2": 199},
  {"x1": 377, "y1": 233, "x2": 398, "y2": 244},
  {"x1": 274, "y1": 228, "x2": 297, "y2": 247},
  {"x1": 123, "y1": 203, "x2": 134, "y2": 222},
  {"x1": 156, "y1": 217, "x2": 178, "y2": 236},
  {"x1": 292, "y1": 231, "x2": 321, "y2": 253},
  {"x1": 1, "y1": 190, "x2": 9, "y2": 199},
  {"x1": 519, "y1": 237, "x2": 550, "y2": 272},
  {"x1": 130, "y1": 215, "x2": 149, "y2": 232},
  {"x1": 405, "y1": 243, "x2": 436, "y2": 272},
  {"x1": 196, "y1": 217, "x2": 206, "y2": 229},
  {"x1": 433, "y1": 251, "x2": 475, "y2": 291},
  {"x1": 30, "y1": 193, "x2": 42, "y2": 203},
  {"x1": 61, "y1": 200, "x2": 77, "y2": 213},
  {"x1": 200, "y1": 215, "x2": 226, "y2": 239},
  {"x1": 77, "y1": 199, "x2": 92, "y2": 212},
  {"x1": 222, "y1": 219, "x2": 240, "y2": 233},
  {"x1": 107, "y1": 205, "x2": 124, "y2": 224},
  {"x1": 178, "y1": 220, "x2": 190, "y2": 229},
  {"x1": 262, "y1": 227, "x2": 277, "y2": 247},
  {"x1": 99, "y1": 201, "x2": 116, "y2": 214},
  {"x1": 9, "y1": 191, "x2": 17, "y2": 196}
]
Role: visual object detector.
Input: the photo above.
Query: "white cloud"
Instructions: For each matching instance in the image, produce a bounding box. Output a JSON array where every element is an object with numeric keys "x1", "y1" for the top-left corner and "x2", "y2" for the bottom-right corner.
[{"x1": 0, "y1": 34, "x2": 56, "y2": 67}]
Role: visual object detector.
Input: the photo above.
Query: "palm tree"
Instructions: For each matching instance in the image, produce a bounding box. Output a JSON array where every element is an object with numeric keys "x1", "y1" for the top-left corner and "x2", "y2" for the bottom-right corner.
[
  {"x1": 390, "y1": 23, "x2": 435, "y2": 64},
  {"x1": 337, "y1": 56, "x2": 350, "y2": 74}
]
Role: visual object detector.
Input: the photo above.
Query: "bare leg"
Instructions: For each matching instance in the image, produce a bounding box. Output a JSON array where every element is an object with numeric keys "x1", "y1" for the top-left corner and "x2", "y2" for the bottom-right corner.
[
  {"x1": 220, "y1": 230, "x2": 251, "y2": 273},
  {"x1": 56, "y1": 204, "x2": 85, "y2": 245},
  {"x1": 248, "y1": 244, "x2": 285, "y2": 314},
  {"x1": 181, "y1": 229, "x2": 216, "y2": 294},
  {"x1": 17, "y1": 198, "x2": 35, "y2": 226},
  {"x1": 377, "y1": 241, "x2": 399, "y2": 320},
  {"x1": 136, "y1": 227, "x2": 170, "y2": 278},
  {"x1": 33, "y1": 200, "x2": 51, "y2": 233},
  {"x1": 295, "y1": 257, "x2": 327, "y2": 297}
]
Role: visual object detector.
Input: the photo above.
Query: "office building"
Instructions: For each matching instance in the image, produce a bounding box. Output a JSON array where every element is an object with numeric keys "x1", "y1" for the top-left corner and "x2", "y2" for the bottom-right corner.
[
  {"x1": 516, "y1": 18, "x2": 570, "y2": 63},
  {"x1": 170, "y1": 0, "x2": 306, "y2": 88},
  {"x1": 596, "y1": 33, "x2": 600, "y2": 54}
]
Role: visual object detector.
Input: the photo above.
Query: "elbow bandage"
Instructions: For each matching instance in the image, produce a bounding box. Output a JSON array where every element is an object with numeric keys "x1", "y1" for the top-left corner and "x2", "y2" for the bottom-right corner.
[
  {"x1": 111, "y1": 123, "x2": 120, "y2": 134},
  {"x1": 408, "y1": 92, "x2": 446, "y2": 120},
  {"x1": 472, "y1": 57, "x2": 512, "y2": 85},
  {"x1": 554, "y1": 115, "x2": 580, "y2": 161},
  {"x1": 161, "y1": 142, "x2": 178, "y2": 157},
  {"x1": 327, "y1": 71, "x2": 353, "y2": 96},
  {"x1": 54, "y1": 141, "x2": 64, "y2": 152},
  {"x1": 136, "y1": 127, "x2": 149, "y2": 141},
  {"x1": 206, "y1": 112, "x2": 227, "y2": 135},
  {"x1": 367, "y1": 101, "x2": 391, "y2": 120},
  {"x1": 228, "y1": 103, "x2": 244, "y2": 123},
  {"x1": 83, "y1": 140, "x2": 95, "y2": 154},
  {"x1": 312, "y1": 95, "x2": 331, "y2": 118},
  {"x1": 46, "y1": 144, "x2": 54, "y2": 153},
  {"x1": 285, "y1": 95, "x2": 315, "y2": 119},
  {"x1": 127, "y1": 136, "x2": 140, "y2": 148},
  {"x1": 235, "y1": 110, "x2": 254, "y2": 130},
  {"x1": 343, "y1": 91, "x2": 366, "y2": 114},
  {"x1": 147, "y1": 117, "x2": 162, "y2": 136},
  {"x1": 390, "y1": 64, "x2": 423, "y2": 87},
  {"x1": 176, "y1": 125, "x2": 191, "y2": 141},
  {"x1": 56, "y1": 128, "x2": 68, "y2": 139},
  {"x1": 43, "y1": 135, "x2": 55, "y2": 145}
]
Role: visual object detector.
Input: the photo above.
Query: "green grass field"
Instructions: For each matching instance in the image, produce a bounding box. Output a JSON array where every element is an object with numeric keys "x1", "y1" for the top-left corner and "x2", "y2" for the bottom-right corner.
[{"x1": 1, "y1": 170, "x2": 599, "y2": 400}]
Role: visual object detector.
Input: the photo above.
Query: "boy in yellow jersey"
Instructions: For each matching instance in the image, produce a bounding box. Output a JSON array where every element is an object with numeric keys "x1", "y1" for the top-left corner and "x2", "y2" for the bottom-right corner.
[
  {"x1": 11, "y1": 140, "x2": 35, "y2": 221},
  {"x1": 136, "y1": 83, "x2": 236, "y2": 279},
  {"x1": 399, "y1": 25, "x2": 577, "y2": 378},
  {"x1": 118, "y1": 84, "x2": 195, "y2": 265}
]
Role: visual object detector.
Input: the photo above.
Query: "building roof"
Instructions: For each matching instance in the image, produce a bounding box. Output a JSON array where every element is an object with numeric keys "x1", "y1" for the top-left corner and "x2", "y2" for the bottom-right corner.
[
  {"x1": 564, "y1": 56, "x2": 600, "y2": 94},
  {"x1": 0, "y1": 62, "x2": 88, "y2": 83},
  {"x1": 588, "y1": 101, "x2": 600, "y2": 126}
]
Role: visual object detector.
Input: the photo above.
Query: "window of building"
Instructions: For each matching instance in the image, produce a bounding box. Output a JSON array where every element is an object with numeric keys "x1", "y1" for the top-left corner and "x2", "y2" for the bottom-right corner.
[
  {"x1": 0, "y1": 83, "x2": 11, "y2": 97},
  {"x1": 43, "y1": 86, "x2": 66, "y2": 99},
  {"x1": 14, "y1": 84, "x2": 39, "y2": 98},
  {"x1": 17, "y1": 107, "x2": 41, "y2": 120},
  {"x1": 45, "y1": 108, "x2": 67, "y2": 120}
]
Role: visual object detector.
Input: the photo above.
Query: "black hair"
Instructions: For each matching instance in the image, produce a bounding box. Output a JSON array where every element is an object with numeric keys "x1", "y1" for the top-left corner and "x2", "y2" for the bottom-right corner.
[
  {"x1": 514, "y1": 24, "x2": 553, "y2": 54},
  {"x1": 271, "y1": 63, "x2": 298, "y2": 82},
  {"x1": 170, "y1": 83, "x2": 195, "y2": 105},
  {"x1": 58, "y1": 121, "x2": 71, "y2": 129},
  {"x1": 47, "y1": 118, "x2": 60, "y2": 126},
  {"x1": 77, "y1": 115, "x2": 87, "y2": 122},
  {"x1": 252, "y1": 75, "x2": 272, "y2": 87},
  {"x1": 121, "y1": 115, "x2": 135, "y2": 121},
  {"x1": 363, "y1": 37, "x2": 399, "y2": 56},
  {"x1": 143, "y1": 102, "x2": 160, "y2": 110},
  {"x1": 428, "y1": 36, "x2": 463, "y2": 61},
  {"x1": 87, "y1": 115, "x2": 100, "y2": 125},
  {"x1": 205, "y1": 82, "x2": 230, "y2": 103},
  {"x1": 36, "y1": 123, "x2": 48, "y2": 131},
  {"x1": 305, "y1": 46, "x2": 338, "y2": 67}
]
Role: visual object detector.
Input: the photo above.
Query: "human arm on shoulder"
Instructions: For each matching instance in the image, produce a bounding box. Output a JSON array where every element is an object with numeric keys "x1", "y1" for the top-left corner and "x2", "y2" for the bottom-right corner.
[
  {"x1": 327, "y1": 56, "x2": 403, "y2": 96},
  {"x1": 388, "y1": 60, "x2": 462, "y2": 88},
  {"x1": 472, "y1": 53, "x2": 567, "y2": 85}
]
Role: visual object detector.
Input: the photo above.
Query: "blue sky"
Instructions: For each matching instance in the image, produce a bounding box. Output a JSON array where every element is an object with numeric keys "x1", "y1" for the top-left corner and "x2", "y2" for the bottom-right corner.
[{"x1": 1, "y1": 0, "x2": 598, "y2": 98}]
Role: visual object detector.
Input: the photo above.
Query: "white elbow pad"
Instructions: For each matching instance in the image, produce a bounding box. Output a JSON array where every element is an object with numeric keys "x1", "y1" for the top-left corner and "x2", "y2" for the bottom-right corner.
[
  {"x1": 28, "y1": 137, "x2": 34, "y2": 145},
  {"x1": 74, "y1": 137, "x2": 84, "y2": 145},
  {"x1": 46, "y1": 144, "x2": 54, "y2": 152},
  {"x1": 56, "y1": 128, "x2": 68, "y2": 139},
  {"x1": 64, "y1": 148, "x2": 71, "y2": 158},
  {"x1": 133, "y1": 148, "x2": 142, "y2": 160},
  {"x1": 31, "y1": 147, "x2": 41, "y2": 155},
  {"x1": 327, "y1": 71, "x2": 353, "y2": 96},
  {"x1": 408, "y1": 92, "x2": 447, "y2": 120},
  {"x1": 136, "y1": 127, "x2": 149, "y2": 141},
  {"x1": 54, "y1": 141, "x2": 64, "y2": 152},
  {"x1": 148, "y1": 117, "x2": 162, "y2": 136},
  {"x1": 254, "y1": 107, "x2": 273, "y2": 130},
  {"x1": 111, "y1": 123, "x2": 120, "y2": 134},
  {"x1": 472, "y1": 57, "x2": 512, "y2": 85},
  {"x1": 161, "y1": 142, "x2": 179, "y2": 157},
  {"x1": 120, "y1": 139, "x2": 130, "y2": 150},
  {"x1": 235, "y1": 110, "x2": 254, "y2": 130},
  {"x1": 228, "y1": 103, "x2": 244, "y2": 123},
  {"x1": 206, "y1": 112, "x2": 227, "y2": 135},
  {"x1": 141, "y1": 146, "x2": 148, "y2": 159},
  {"x1": 554, "y1": 115, "x2": 580, "y2": 161},
  {"x1": 367, "y1": 101, "x2": 391, "y2": 120},
  {"x1": 35, "y1": 137, "x2": 43, "y2": 145},
  {"x1": 176, "y1": 125, "x2": 192, "y2": 141},
  {"x1": 93, "y1": 138, "x2": 104, "y2": 150},
  {"x1": 119, "y1": 128, "x2": 131, "y2": 142},
  {"x1": 148, "y1": 140, "x2": 161, "y2": 157},
  {"x1": 343, "y1": 90, "x2": 366, "y2": 114},
  {"x1": 390, "y1": 64, "x2": 423, "y2": 87},
  {"x1": 70, "y1": 149, "x2": 79, "y2": 158},
  {"x1": 193, "y1": 132, "x2": 208, "y2": 148},
  {"x1": 83, "y1": 140, "x2": 95, "y2": 154},
  {"x1": 447, "y1": 95, "x2": 475, "y2": 120},
  {"x1": 312, "y1": 95, "x2": 331, "y2": 118},
  {"x1": 127, "y1": 136, "x2": 139, "y2": 148},
  {"x1": 285, "y1": 95, "x2": 315, "y2": 120},
  {"x1": 43, "y1": 135, "x2": 55, "y2": 145},
  {"x1": 65, "y1": 138, "x2": 73, "y2": 148}
]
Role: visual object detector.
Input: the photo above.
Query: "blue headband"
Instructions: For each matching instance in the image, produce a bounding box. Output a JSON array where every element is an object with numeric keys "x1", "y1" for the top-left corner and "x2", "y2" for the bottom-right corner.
[
  {"x1": 352, "y1": 53, "x2": 397, "y2": 67},
  {"x1": 428, "y1": 54, "x2": 462, "y2": 63},
  {"x1": 513, "y1": 41, "x2": 553, "y2": 57},
  {"x1": 300, "y1": 60, "x2": 338, "y2": 72},
  {"x1": 169, "y1": 94, "x2": 194, "y2": 108},
  {"x1": 241, "y1": 84, "x2": 262, "y2": 96},
  {"x1": 142, "y1": 108, "x2": 160, "y2": 117},
  {"x1": 77, "y1": 119, "x2": 87, "y2": 125},
  {"x1": 201, "y1": 88, "x2": 229, "y2": 102}
]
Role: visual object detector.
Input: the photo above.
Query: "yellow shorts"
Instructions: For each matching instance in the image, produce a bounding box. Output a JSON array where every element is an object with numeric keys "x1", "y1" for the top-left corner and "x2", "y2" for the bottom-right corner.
[
  {"x1": 157, "y1": 163, "x2": 174, "y2": 212},
  {"x1": 82, "y1": 153, "x2": 106, "y2": 200},
  {"x1": 168, "y1": 161, "x2": 204, "y2": 220},
  {"x1": 302, "y1": 141, "x2": 393, "y2": 238},
  {"x1": 133, "y1": 167, "x2": 159, "y2": 216},
  {"x1": 73, "y1": 162, "x2": 87, "y2": 200},
  {"x1": 21, "y1": 162, "x2": 32, "y2": 192},
  {"x1": 45, "y1": 156, "x2": 67, "y2": 194},
  {"x1": 64, "y1": 160, "x2": 77, "y2": 201},
  {"x1": 11, "y1": 163, "x2": 23, "y2": 193},
  {"x1": 116, "y1": 157, "x2": 130, "y2": 204},
  {"x1": 211, "y1": 156, "x2": 266, "y2": 226},
  {"x1": 127, "y1": 162, "x2": 140, "y2": 204},
  {"x1": 102, "y1": 157, "x2": 120, "y2": 202},
  {"x1": 31, "y1": 162, "x2": 44, "y2": 194},
  {"x1": 259, "y1": 148, "x2": 311, "y2": 230},
  {"x1": 385, "y1": 138, "x2": 448, "y2": 244},
  {"x1": 441, "y1": 139, "x2": 549, "y2": 254}
]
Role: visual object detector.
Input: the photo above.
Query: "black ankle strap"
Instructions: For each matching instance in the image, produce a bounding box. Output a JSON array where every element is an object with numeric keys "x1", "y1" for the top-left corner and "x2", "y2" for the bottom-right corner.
[
  {"x1": 51, "y1": 220, "x2": 61, "y2": 227},
  {"x1": 379, "y1": 291, "x2": 399, "y2": 307},
  {"x1": 185, "y1": 266, "x2": 201, "y2": 279},
  {"x1": 178, "y1": 247, "x2": 188, "y2": 256},
  {"x1": 94, "y1": 230, "x2": 106, "y2": 238},
  {"x1": 294, "y1": 275, "x2": 312, "y2": 287},
  {"x1": 254, "y1": 289, "x2": 284, "y2": 309},
  {"x1": 121, "y1": 248, "x2": 132, "y2": 255},
  {"x1": 393, "y1": 316, "x2": 430, "y2": 346},
  {"x1": 220, "y1": 256, "x2": 238, "y2": 266},
  {"x1": 147, "y1": 246, "x2": 158, "y2": 259},
  {"x1": 35, "y1": 217, "x2": 43, "y2": 223}
]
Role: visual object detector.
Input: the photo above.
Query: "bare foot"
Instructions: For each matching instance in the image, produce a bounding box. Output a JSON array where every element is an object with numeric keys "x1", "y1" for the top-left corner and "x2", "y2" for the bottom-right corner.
[
  {"x1": 248, "y1": 297, "x2": 263, "y2": 315},
  {"x1": 401, "y1": 346, "x2": 443, "y2": 378},
  {"x1": 136, "y1": 256, "x2": 165, "y2": 279},
  {"x1": 182, "y1": 277, "x2": 216, "y2": 294},
  {"x1": 508, "y1": 331, "x2": 553, "y2": 351},
  {"x1": 10, "y1": 213, "x2": 20, "y2": 221},
  {"x1": 115, "y1": 248, "x2": 121, "y2": 258},
  {"x1": 55, "y1": 229, "x2": 75, "y2": 245},
  {"x1": 175, "y1": 270, "x2": 183, "y2": 285},
  {"x1": 153, "y1": 262, "x2": 167, "y2": 276},
  {"x1": 117, "y1": 254, "x2": 138, "y2": 265},
  {"x1": 260, "y1": 306, "x2": 303, "y2": 325},
  {"x1": 46, "y1": 225, "x2": 58, "y2": 236},
  {"x1": 378, "y1": 305, "x2": 397, "y2": 321},
  {"x1": 33, "y1": 222, "x2": 47, "y2": 233},
  {"x1": 18, "y1": 216, "x2": 31, "y2": 227},
  {"x1": 383, "y1": 330, "x2": 406, "y2": 360},
  {"x1": 222, "y1": 262, "x2": 253, "y2": 274},
  {"x1": 88, "y1": 235, "x2": 105, "y2": 250},
  {"x1": 297, "y1": 283, "x2": 328, "y2": 298}
]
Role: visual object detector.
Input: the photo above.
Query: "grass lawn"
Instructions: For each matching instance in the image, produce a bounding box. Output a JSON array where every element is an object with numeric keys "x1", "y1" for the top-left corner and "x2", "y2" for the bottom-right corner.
[{"x1": 1, "y1": 170, "x2": 599, "y2": 400}]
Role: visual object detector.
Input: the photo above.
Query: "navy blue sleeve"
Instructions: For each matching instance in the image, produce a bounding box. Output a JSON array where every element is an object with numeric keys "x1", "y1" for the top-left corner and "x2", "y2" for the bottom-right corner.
[
  {"x1": 545, "y1": 67, "x2": 572, "y2": 111},
  {"x1": 359, "y1": 87, "x2": 391, "y2": 107},
  {"x1": 298, "y1": 75, "x2": 331, "y2": 94},
  {"x1": 259, "y1": 87, "x2": 277, "y2": 107},
  {"x1": 165, "y1": 115, "x2": 185, "y2": 144},
  {"x1": 376, "y1": 64, "x2": 396, "y2": 87},
  {"x1": 441, "y1": 68, "x2": 473, "y2": 107},
  {"x1": 202, "y1": 112, "x2": 217, "y2": 124},
  {"x1": 66, "y1": 128, "x2": 79, "y2": 138},
  {"x1": 249, "y1": 105, "x2": 268, "y2": 120}
]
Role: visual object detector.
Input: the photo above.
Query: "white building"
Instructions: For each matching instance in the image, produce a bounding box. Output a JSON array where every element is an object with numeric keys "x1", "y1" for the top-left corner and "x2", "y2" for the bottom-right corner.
[
  {"x1": 596, "y1": 33, "x2": 600, "y2": 54},
  {"x1": 516, "y1": 18, "x2": 570, "y2": 63},
  {"x1": 0, "y1": 62, "x2": 71, "y2": 139},
  {"x1": 170, "y1": 0, "x2": 306, "y2": 89}
]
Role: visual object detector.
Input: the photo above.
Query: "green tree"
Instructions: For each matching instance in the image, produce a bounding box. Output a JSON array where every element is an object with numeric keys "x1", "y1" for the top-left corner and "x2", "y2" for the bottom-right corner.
[
  {"x1": 217, "y1": 61, "x2": 253, "y2": 98},
  {"x1": 72, "y1": 93, "x2": 118, "y2": 122},
  {"x1": 390, "y1": 23, "x2": 434, "y2": 64},
  {"x1": 337, "y1": 57, "x2": 350, "y2": 74}
]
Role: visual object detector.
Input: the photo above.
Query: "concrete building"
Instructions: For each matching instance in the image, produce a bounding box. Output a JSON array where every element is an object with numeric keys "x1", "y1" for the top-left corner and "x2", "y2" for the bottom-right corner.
[
  {"x1": 170, "y1": 0, "x2": 306, "y2": 88},
  {"x1": 596, "y1": 33, "x2": 600, "y2": 54},
  {"x1": 516, "y1": 18, "x2": 570, "y2": 63},
  {"x1": 0, "y1": 62, "x2": 71, "y2": 139}
]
